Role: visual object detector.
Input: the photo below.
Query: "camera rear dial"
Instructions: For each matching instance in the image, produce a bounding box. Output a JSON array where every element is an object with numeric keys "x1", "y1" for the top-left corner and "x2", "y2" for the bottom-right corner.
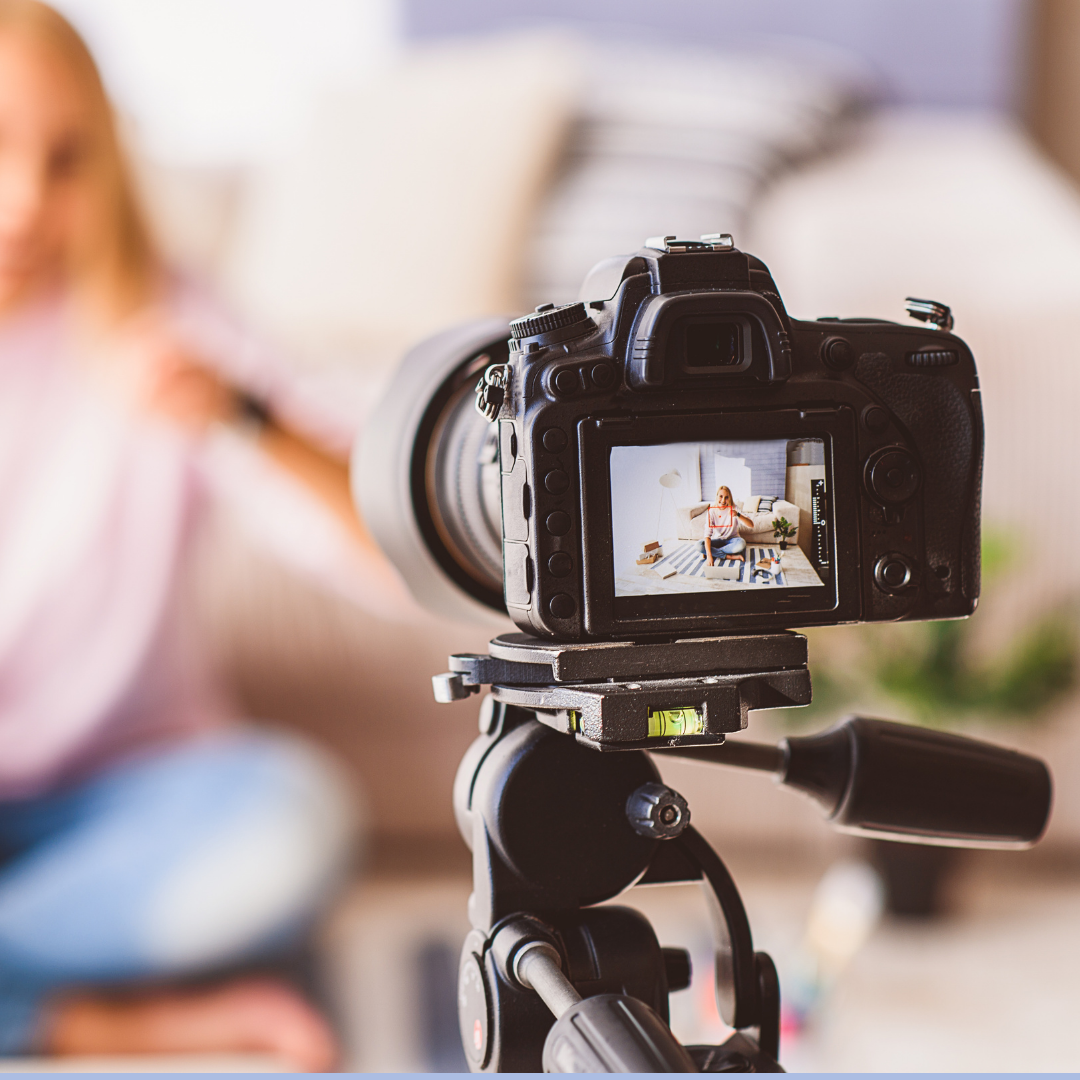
[{"x1": 864, "y1": 446, "x2": 920, "y2": 506}]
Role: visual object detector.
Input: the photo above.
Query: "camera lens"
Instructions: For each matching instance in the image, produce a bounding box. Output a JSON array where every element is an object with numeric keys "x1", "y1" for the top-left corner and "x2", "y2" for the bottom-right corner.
[
  {"x1": 427, "y1": 378, "x2": 504, "y2": 591},
  {"x1": 354, "y1": 319, "x2": 511, "y2": 622}
]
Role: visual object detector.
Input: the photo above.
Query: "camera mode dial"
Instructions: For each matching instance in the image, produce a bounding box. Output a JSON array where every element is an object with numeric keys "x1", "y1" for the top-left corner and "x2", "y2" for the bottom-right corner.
[{"x1": 510, "y1": 302, "x2": 593, "y2": 347}]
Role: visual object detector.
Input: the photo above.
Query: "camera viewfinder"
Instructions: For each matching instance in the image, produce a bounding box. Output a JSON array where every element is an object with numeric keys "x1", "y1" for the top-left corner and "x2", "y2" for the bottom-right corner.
[{"x1": 684, "y1": 320, "x2": 742, "y2": 369}]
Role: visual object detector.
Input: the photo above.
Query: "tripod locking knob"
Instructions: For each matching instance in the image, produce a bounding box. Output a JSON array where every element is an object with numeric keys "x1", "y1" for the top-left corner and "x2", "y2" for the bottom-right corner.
[{"x1": 626, "y1": 782, "x2": 690, "y2": 839}]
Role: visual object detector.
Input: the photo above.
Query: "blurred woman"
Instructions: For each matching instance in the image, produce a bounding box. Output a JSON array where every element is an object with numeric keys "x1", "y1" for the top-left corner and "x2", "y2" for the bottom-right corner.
[{"x1": 0, "y1": 1, "x2": 391, "y2": 1066}]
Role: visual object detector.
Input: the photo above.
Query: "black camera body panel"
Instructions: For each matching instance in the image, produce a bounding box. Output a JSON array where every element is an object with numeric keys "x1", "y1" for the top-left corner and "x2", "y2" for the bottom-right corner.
[{"x1": 495, "y1": 244, "x2": 982, "y2": 641}]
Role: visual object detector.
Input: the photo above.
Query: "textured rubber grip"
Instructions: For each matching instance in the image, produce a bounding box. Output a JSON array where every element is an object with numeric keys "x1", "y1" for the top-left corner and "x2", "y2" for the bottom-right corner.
[{"x1": 780, "y1": 716, "x2": 1052, "y2": 848}]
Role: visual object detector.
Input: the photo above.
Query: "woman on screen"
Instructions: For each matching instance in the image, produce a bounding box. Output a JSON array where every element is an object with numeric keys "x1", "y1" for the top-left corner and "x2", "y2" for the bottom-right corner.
[{"x1": 703, "y1": 485, "x2": 752, "y2": 566}]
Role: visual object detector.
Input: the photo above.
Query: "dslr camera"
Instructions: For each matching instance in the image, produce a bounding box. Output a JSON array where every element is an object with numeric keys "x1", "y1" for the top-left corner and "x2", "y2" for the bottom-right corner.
[
  {"x1": 357, "y1": 240, "x2": 1053, "y2": 1076},
  {"x1": 362, "y1": 233, "x2": 981, "y2": 646}
]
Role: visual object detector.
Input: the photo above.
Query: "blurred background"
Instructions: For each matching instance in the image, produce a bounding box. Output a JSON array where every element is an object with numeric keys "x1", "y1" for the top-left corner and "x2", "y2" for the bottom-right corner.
[{"x1": 15, "y1": 0, "x2": 1080, "y2": 1070}]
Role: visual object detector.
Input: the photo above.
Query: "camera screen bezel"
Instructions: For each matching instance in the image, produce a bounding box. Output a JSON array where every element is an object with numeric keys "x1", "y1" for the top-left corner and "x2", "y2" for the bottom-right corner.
[{"x1": 578, "y1": 407, "x2": 861, "y2": 637}]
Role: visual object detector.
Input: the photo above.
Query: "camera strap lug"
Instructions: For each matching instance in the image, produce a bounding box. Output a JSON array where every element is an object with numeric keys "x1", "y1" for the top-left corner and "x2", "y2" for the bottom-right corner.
[{"x1": 475, "y1": 362, "x2": 511, "y2": 422}]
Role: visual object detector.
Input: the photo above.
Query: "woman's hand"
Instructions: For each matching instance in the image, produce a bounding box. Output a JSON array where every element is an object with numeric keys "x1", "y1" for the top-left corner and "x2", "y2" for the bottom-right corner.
[
  {"x1": 92, "y1": 307, "x2": 237, "y2": 431},
  {"x1": 140, "y1": 348, "x2": 236, "y2": 430}
]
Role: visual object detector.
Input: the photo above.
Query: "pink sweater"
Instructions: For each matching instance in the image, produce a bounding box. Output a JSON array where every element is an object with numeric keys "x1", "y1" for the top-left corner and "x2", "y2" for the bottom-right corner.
[
  {"x1": 0, "y1": 279, "x2": 376, "y2": 799},
  {"x1": 0, "y1": 296, "x2": 224, "y2": 796}
]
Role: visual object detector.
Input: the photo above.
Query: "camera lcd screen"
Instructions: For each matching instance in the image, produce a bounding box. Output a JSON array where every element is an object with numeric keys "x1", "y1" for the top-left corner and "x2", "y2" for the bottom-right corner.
[
  {"x1": 610, "y1": 438, "x2": 830, "y2": 598},
  {"x1": 684, "y1": 321, "x2": 741, "y2": 367}
]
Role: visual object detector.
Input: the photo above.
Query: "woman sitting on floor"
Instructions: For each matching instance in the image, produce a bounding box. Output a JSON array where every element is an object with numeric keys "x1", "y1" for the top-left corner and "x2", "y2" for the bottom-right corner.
[
  {"x1": 702, "y1": 485, "x2": 753, "y2": 566},
  {"x1": 0, "y1": 0, "x2": 414, "y2": 1067}
]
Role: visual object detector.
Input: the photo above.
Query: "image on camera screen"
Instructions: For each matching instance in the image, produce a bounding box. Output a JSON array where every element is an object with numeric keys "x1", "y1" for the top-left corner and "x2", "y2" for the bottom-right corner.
[{"x1": 610, "y1": 438, "x2": 830, "y2": 597}]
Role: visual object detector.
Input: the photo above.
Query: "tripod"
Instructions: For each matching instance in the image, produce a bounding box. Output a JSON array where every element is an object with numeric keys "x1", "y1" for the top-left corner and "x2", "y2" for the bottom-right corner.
[{"x1": 436, "y1": 632, "x2": 1051, "y2": 1072}]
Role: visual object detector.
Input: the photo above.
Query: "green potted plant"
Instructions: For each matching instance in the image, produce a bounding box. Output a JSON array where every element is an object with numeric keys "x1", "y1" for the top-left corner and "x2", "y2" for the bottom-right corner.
[{"x1": 771, "y1": 516, "x2": 797, "y2": 550}]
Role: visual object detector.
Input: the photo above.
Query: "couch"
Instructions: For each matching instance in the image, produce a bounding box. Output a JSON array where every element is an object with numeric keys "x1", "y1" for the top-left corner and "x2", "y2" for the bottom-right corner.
[{"x1": 675, "y1": 499, "x2": 800, "y2": 546}]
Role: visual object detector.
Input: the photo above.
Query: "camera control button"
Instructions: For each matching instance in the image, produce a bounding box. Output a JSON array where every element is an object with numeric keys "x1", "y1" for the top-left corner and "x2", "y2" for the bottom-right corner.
[
  {"x1": 590, "y1": 363, "x2": 615, "y2": 389},
  {"x1": 865, "y1": 447, "x2": 920, "y2": 505},
  {"x1": 554, "y1": 368, "x2": 579, "y2": 395},
  {"x1": 874, "y1": 554, "x2": 915, "y2": 592},
  {"x1": 547, "y1": 552, "x2": 573, "y2": 577},
  {"x1": 863, "y1": 405, "x2": 890, "y2": 433},
  {"x1": 542, "y1": 427, "x2": 568, "y2": 453},
  {"x1": 544, "y1": 469, "x2": 570, "y2": 495},
  {"x1": 545, "y1": 511, "x2": 571, "y2": 536},
  {"x1": 548, "y1": 593, "x2": 577, "y2": 619},
  {"x1": 822, "y1": 336, "x2": 855, "y2": 370}
]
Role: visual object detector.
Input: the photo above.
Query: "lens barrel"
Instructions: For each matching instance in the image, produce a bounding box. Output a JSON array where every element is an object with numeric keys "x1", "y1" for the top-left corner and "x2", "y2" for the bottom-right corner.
[{"x1": 353, "y1": 318, "x2": 512, "y2": 624}]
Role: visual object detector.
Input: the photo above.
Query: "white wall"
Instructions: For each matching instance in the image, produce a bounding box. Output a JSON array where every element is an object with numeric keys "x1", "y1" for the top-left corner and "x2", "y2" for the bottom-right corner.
[
  {"x1": 53, "y1": 0, "x2": 401, "y2": 165},
  {"x1": 610, "y1": 444, "x2": 700, "y2": 572}
]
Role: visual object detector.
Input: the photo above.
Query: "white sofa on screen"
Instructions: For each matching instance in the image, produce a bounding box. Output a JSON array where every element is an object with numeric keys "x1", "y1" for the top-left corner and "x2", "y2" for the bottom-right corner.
[{"x1": 675, "y1": 499, "x2": 801, "y2": 546}]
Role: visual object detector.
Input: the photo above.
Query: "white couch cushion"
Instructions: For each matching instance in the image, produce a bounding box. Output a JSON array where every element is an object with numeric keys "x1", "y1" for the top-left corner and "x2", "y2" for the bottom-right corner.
[
  {"x1": 222, "y1": 33, "x2": 579, "y2": 361},
  {"x1": 743, "y1": 499, "x2": 800, "y2": 542}
]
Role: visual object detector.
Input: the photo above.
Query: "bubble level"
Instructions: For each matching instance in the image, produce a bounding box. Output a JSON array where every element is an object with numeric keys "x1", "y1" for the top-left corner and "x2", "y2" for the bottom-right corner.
[{"x1": 648, "y1": 707, "x2": 705, "y2": 738}]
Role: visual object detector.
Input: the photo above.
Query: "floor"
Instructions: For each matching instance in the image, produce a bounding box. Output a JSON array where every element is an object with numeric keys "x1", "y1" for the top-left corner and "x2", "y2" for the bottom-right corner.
[
  {"x1": 793, "y1": 855, "x2": 1080, "y2": 1072},
  {"x1": 5, "y1": 843, "x2": 1075, "y2": 1072},
  {"x1": 0, "y1": 1055, "x2": 290, "y2": 1073},
  {"x1": 616, "y1": 539, "x2": 825, "y2": 597},
  {"x1": 323, "y1": 846, "x2": 1080, "y2": 1073}
]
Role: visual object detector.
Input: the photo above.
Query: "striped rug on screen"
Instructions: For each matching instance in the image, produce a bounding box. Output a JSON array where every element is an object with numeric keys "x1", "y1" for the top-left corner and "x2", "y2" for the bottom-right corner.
[{"x1": 653, "y1": 542, "x2": 786, "y2": 585}]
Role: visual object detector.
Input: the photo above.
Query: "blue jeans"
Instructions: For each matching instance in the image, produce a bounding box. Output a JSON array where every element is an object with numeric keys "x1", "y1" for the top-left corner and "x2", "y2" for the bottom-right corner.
[
  {"x1": 703, "y1": 536, "x2": 746, "y2": 559},
  {"x1": 0, "y1": 728, "x2": 355, "y2": 1052}
]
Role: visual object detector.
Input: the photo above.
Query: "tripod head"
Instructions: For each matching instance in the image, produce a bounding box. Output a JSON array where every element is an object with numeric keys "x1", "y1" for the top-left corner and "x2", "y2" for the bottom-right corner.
[
  {"x1": 442, "y1": 631, "x2": 1050, "y2": 849},
  {"x1": 440, "y1": 632, "x2": 1052, "y2": 1072}
]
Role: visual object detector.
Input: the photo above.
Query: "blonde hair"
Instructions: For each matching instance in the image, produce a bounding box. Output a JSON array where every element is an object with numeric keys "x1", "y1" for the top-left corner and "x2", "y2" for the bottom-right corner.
[
  {"x1": 0, "y1": 0, "x2": 157, "y2": 316},
  {"x1": 714, "y1": 485, "x2": 734, "y2": 507}
]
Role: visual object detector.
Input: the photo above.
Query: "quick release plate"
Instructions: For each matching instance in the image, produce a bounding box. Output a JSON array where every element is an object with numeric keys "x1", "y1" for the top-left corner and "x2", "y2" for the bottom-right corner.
[{"x1": 433, "y1": 632, "x2": 811, "y2": 751}]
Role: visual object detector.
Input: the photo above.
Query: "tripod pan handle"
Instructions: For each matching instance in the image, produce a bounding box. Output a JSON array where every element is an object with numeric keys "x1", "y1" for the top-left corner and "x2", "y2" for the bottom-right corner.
[{"x1": 780, "y1": 717, "x2": 1052, "y2": 847}]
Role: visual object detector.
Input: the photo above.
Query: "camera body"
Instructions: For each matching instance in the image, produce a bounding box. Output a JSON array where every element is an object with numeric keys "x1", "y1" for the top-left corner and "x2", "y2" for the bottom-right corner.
[{"x1": 482, "y1": 236, "x2": 982, "y2": 641}]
